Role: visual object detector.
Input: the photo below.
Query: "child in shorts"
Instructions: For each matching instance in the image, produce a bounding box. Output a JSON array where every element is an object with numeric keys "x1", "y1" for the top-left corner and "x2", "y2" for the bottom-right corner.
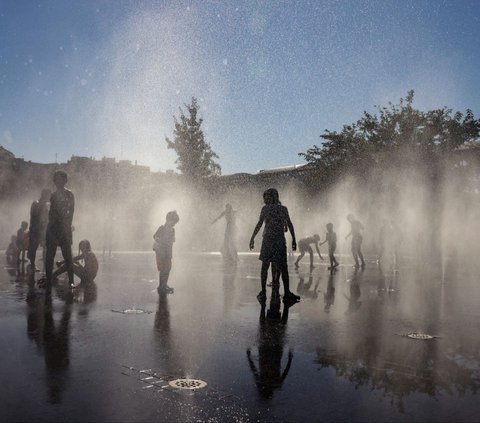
[{"x1": 153, "y1": 211, "x2": 180, "y2": 294}]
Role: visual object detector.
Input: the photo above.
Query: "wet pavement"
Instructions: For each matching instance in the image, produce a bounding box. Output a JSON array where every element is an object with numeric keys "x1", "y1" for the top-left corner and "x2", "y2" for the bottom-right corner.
[{"x1": 1, "y1": 252, "x2": 480, "y2": 422}]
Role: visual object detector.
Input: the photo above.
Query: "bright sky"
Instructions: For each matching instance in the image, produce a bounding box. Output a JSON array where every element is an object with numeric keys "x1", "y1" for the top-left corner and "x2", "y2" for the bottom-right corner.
[{"x1": 1, "y1": 0, "x2": 479, "y2": 174}]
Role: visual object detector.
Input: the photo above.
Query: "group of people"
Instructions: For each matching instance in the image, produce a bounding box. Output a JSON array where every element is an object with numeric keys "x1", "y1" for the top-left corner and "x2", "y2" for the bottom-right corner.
[
  {"x1": 5, "y1": 170, "x2": 98, "y2": 292},
  {"x1": 6, "y1": 170, "x2": 372, "y2": 305},
  {"x1": 153, "y1": 187, "x2": 370, "y2": 305}
]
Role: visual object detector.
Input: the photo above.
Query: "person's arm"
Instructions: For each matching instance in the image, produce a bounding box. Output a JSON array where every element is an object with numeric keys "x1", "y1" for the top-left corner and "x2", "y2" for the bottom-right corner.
[
  {"x1": 315, "y1": 242, "x2": 324, "y2": 260},
  {"x1": 211, "y1": 211, "x2": 225, "y2": 225},
  {"x1": 249, "y1": 213, "x2": 264, "y2": 250},
  {"x1": 345, "y1": 230, "x2": 352, "y2": 240},
  {"x1": 67, "y1": 191, "x2": 75, "y2": 228},
  {"x1": 286, "y1": 212, "x2": 296, "y2": 251}
]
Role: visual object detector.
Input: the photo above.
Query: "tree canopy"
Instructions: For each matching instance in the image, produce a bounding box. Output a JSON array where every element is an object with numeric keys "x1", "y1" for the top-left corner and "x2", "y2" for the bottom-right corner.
[
  {"x1": 300, "y1": 91, "x2": 480, "y2": 185},
  {"x1": 166, "y1": 98, "x2": 221, "y2": 181}
]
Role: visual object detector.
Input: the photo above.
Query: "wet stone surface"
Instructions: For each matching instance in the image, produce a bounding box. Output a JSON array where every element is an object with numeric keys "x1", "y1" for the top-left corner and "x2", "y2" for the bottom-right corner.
[{"x1": 1, "y1": 252, "x2": 480, "y2": 422}]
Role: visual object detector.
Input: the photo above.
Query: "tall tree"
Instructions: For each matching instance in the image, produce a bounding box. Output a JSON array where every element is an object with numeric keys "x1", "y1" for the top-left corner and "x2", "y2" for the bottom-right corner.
[{"x1": 166, "y1": 98, "x2": 221, "y2": 181}]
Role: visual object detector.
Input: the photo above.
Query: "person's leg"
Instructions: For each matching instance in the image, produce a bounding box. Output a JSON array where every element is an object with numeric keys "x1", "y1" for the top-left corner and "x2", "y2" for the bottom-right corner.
[
  {"x1": 308, "y1": 247, "x2": 314, "y2": 268},
  {"x1": 352, "y1": 240, "x2": 359, "y2": 266},
  {"x1": 282, "y1": 261, "x2": 300, "y2": 302},
  {"x1": 271, "y1": 262, "x2": 281, "y2": 289},
  {"x1": 260, "y1": 261, "x2": 269, "y2": 293},
  {"x1": 52, "y1": 263, "x2": 67, "y2": 279},
  {"x1": 358, "y1": 239, "x2": 365, "y2": 266},
  {"x1": 28, "y1": 236, "x2": 40, "y2": 269},
  {"x1": 158, "y1": 258, "x2": 172, "y2": 292},
  {"x1": 59, "y1": 242, "x2": 74, "y2": 286},
  {"x1": 295, "y1": 250, "x2": 305, "y2": 267},
  {"x1": 45, "y1": 233, "x2": 57, "y2": 287}
]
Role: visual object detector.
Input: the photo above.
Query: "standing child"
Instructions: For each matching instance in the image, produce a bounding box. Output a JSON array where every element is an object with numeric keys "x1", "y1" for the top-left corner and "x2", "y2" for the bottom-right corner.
[
  {"x1": 211, "y1": 203, "x2": 238, "y2": 263},
  {"x1": 153, "y1": 211, "x2": 180, "y2": 294},
  {"x1": 28, "y1": 189, "x2": 51, "y2": 271},
  {"x1": 249, "y1": 188, "x2": 300, "y2": 304},
  {"x1": 45, "y1": 170, "x2": 75, "y2": 290},
  {"x1": 345, "y1": 214, "x2": 366, "y2": 268},
  {"x1": 6, "y1": 235, "x2": 18, "y2": 266},
  {"x1": 16, "y1": 221, "x2": 29, "y2": 269},
  {"x1": 294, "y1": 234, "x2": 323, "y2": 269},
  {"x1": 320, "y1": 223, "x2": 339, "y2": 270}
]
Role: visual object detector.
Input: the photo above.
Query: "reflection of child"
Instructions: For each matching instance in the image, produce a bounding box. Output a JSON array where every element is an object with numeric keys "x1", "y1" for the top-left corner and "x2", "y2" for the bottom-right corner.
[
  {"x1": 153, "y1": 211, "x2": 180, "y2": 294},
  {"x1": 6, "y1": 235, "x2": 18, "y2": 265},
  {"x1": 53, "y1": 239, "x2": 98, "y2": 284},
  {"x1": 320, "y1": 223, "x2": 339, "y2": 270},
  {"x1": 16, "y1": 221, "x2": 29, "y2": 267}
]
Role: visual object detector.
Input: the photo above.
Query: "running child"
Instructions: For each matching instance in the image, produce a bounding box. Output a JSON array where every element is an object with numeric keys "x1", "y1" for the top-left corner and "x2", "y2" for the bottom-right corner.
[
  {"x1": 249, "y1": 188, "x2": 300, "y2": 304},
  {"x1": 320, "y1": 223, "x2": 339, "y2": 270},
  {"x1": 53, "y1": 239, "x2": 98, "y2": 284},
  {"x1": 153, "y1": 211, "x2": 180, "y2": 294},
  {"x1": 294, "y1": 234, "x2": 323, "y2": 269}
]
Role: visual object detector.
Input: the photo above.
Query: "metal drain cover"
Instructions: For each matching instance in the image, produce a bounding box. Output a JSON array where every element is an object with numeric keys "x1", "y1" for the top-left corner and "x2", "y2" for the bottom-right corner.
[
  {"x1": 168, "y1": 378, "x2": 207, "y2": 390},
  {"x1": 406, "y1": 332, "x2": 434, "y2": 340},
  {"x1": 112, "y1": 308, "x2": 151, "y2": 314}
]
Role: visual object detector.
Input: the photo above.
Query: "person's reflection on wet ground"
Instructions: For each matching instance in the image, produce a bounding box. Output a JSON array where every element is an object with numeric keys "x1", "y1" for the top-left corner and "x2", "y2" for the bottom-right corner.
[
  {"x1": 154, "y1": 292, "x2": 184, "y2": 375},
  {"x1": 26, "y1": 286, "x2": 73, "y2": 404},
  {"x1": 246, "y1": 287, "x2": 294, "y2": 400},
  {"x1": 344, "y1": 267, "x2": 363, "y2": 314},
  {"x1": 324, "y1": 271, "x2": 336, "y2": 313},
  {"x1": 296, "y1": 271, "x2": 320, "y2": 300},
  {"x1": 376, "y1": 264, "x2": 387, "y2": 302}
]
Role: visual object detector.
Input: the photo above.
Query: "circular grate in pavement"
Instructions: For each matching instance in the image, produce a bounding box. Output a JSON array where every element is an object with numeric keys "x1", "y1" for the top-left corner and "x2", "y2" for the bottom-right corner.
[
  {"x1": 406, "y1": 332, "x2": 434, "y2": 340},
  {"x1": 168, "y1": 378, "x2": 207, "y2": 390},
  {"x1": 111, "y1": 308, "x2": 151, "y2": 314}
]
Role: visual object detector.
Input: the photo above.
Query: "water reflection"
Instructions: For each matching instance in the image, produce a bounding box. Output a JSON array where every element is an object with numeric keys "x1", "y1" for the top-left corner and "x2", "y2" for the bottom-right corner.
[
  {"x1": 323, "y1": 272, "x2": 335, "y2": 313},
  {"x1": 344, "y1": 268, "x2": 363, "y2": 314},
  {"x1": 154, "y1": 293, "x2": 184, "y2": 375},
  {"x1": 247, "y1": 288, "x2": 293, "y2": 400},
  {"x1": 222, "y1": 261, "x2": 237, "y2": 314},
  {"x1": 296, "y1": 271, "x2": 320, "y2": 300},
  {"x1": 26, "y1": 285, "x2": 72, "y2": 404}
]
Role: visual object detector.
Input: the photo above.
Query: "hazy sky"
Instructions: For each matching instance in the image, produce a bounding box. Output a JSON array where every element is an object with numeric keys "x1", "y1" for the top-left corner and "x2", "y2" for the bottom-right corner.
[{"x1": 1, "y1": 0, "x2": 479, "y2": 174}]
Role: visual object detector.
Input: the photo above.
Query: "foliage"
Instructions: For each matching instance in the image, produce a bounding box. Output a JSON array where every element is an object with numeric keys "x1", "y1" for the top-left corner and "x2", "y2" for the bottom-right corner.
[
  {"x1": 300, "y1": 91, "x2": 480, "y2": 185},
  {"x1": 166, "y1": 98, "x2": 221, "y2": 181}
]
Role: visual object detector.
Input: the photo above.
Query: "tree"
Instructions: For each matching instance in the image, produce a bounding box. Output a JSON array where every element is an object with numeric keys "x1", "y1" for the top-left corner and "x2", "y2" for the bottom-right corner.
[
  {"x1": 166, "y1": 98, "x2": 221, "y2": 181},
  {"x1": 299, "y1": 90, "x2": 480, "y2": 186}
]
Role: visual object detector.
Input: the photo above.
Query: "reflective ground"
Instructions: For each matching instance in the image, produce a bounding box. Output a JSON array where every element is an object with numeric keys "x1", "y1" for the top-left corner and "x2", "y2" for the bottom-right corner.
[{"x1": 1, "y1": 252, "x2": 480, "y2": 422}]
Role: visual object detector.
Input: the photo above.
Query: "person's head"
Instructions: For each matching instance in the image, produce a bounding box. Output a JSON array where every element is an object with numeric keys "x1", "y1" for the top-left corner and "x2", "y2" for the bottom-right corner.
[
  {"x1": 79, "y1": 239, "x2": 92, "y2": 253},
  {"x1": 53, "y1": 170, "x2": 68, "y2": 189},
  {"x1": 20, "y1": 221, "x2": 28, "y2": 230},
  {"x1": 263, "y1": 188, "x2": 279, "y2": 205},
  {"x1": 166, "y1": 210, "x2": 180, "y2": 227},
  {"x1": 40, "y1": 188, "x2": 52, "y2": 202},
  {"x1": 313, "y1": 234, "x2": 320, "y2": 241},
  {"x1": 225, "y1": 203, "x2": 232, "y2": 212},
  {"x1": 11, "y1": 235, "x2": 16, "y2": 243},
  {"x1": 347, "y1": 214, "x2": 354, "y2": 222},
  {"x1": 326, "y1": 223, "x2": 333, "y2": 232}
]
